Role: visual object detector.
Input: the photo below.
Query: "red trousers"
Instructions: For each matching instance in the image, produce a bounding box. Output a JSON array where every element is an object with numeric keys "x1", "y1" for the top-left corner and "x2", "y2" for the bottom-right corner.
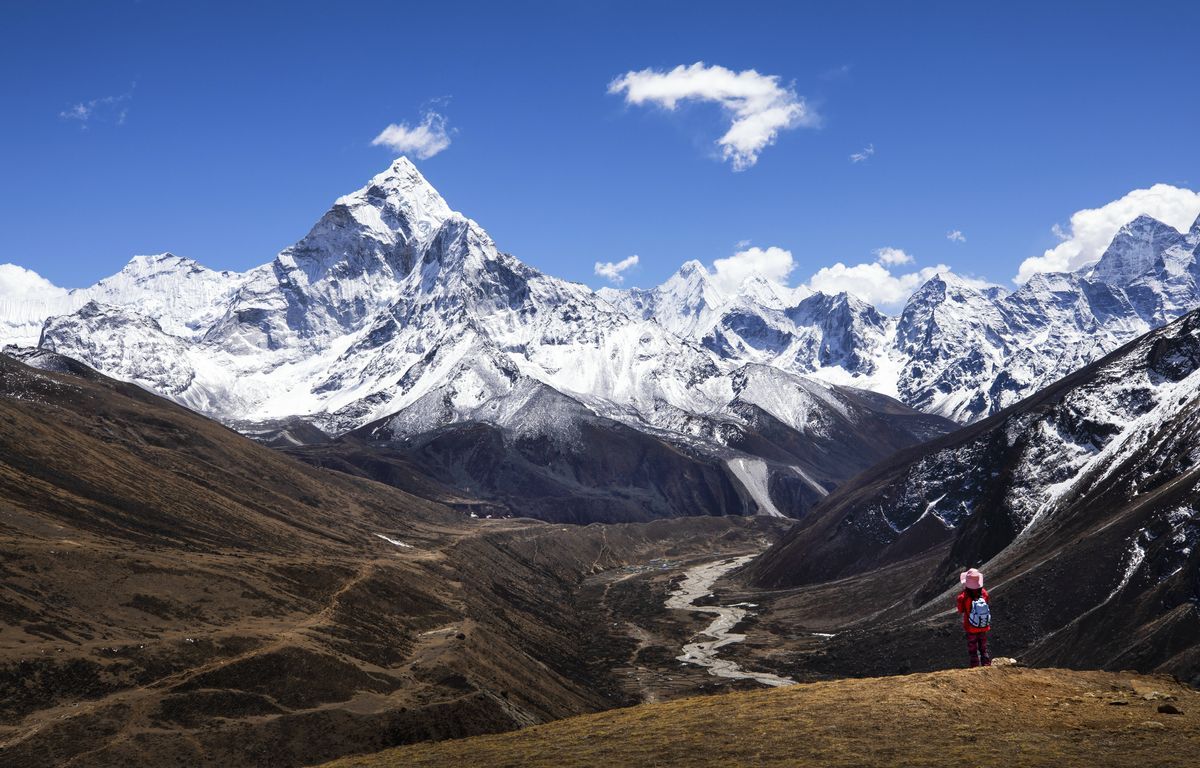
[{"x1": 967, "y1": 632, "x2": 990, "y2": 667}]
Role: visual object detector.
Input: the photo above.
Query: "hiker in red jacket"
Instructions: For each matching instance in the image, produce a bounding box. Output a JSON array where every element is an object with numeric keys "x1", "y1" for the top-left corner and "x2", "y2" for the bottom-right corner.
[{"x1": 956, "y1": 568, "x2": 991, "y2": 668}]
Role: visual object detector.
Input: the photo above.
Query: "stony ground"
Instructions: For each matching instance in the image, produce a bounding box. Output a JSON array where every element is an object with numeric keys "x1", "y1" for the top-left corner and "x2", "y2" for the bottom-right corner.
[{"x1": 319, "y1": 665, "x2": 1200, "y2": 768}]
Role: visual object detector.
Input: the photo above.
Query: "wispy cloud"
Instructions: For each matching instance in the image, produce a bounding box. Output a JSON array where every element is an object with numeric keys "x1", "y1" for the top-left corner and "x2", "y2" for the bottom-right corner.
[
  {"x1": 850, "y1": 143, "x2": 874, "y2": 163},
  {"x1": 59, "y1": 85, "x2": 135, "y2": 128},
  {"x1": 819, "y1": 64, "x2": 852, "y2": 81},
  {"x1": 608, "y1": 62, "x2": 816, "y2": 171},
  {"x1": 946, "y1": 230, "x2": 966, "y2": 243},
  {"x1": 594, "y1": 254, "x2": 640, "y2": 284},
  {"x1": 372, "y1": 111, "x2": 452, "y2": 159}
]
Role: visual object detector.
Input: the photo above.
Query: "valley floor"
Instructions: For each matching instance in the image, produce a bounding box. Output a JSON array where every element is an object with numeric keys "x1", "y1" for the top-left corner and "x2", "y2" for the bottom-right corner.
[{"x1": 318, "y1": 665, "x2": 1200, "y2": 768}]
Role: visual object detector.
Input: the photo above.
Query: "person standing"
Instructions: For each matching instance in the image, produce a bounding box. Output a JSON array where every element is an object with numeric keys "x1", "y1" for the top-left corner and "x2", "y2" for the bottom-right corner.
[{"x1": 956, "y1": 568, "x2": 991, "y2": 667}]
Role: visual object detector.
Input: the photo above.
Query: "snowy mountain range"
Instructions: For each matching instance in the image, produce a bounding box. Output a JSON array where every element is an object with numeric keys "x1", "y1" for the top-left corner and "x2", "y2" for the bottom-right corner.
[
  {"x1": 1, "y1": 159, "x2": 949, "y2": 522},
  {"x1": 602, "y1": 211, "x2": 1200, "y2": 422},
  {"x1": 3, "y1": 158, "x2": 1198, "y2": 519}
]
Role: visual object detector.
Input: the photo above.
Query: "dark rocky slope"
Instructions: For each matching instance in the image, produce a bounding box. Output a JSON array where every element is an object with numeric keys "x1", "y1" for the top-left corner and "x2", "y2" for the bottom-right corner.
[{"x1": 744, "y1": 309, "x2": 1200, "y2": 684}]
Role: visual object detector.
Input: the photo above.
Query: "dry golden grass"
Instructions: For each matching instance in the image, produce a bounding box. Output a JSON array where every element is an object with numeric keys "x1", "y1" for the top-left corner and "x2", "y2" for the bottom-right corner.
[{"x1": 320, "y1": 665, "x2": 1200, "y2": 768}]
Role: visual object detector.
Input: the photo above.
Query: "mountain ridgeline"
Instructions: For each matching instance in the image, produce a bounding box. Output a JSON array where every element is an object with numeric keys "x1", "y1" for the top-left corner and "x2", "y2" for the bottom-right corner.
[
  {"x1": 3, "y1": 159, "x2": 1200, "y2": 525},
  {"x1": 5, "y1": 159, "x2": 952, "y2": 523},
  {"x1": 604, "y1": 213, "x2": 1200, "y2": 422}
]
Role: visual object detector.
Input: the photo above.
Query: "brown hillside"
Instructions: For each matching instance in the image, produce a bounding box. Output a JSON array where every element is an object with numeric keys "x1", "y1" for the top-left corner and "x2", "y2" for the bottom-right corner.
[
  {"x1": 0, "y1": 352, "x2": 783, "y2": 767},
  {"x1": 319, "y1": 665, "x2": 1200, "y2": 768}
]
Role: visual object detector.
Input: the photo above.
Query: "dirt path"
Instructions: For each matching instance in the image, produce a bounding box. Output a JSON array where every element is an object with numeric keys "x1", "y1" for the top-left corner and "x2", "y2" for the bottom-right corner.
[{"x1": 665, "y1": 555, "x2": 795, "y2": 688}]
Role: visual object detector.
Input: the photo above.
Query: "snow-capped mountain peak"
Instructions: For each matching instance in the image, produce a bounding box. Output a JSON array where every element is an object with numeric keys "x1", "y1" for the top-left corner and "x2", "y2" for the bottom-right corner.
[
  {"x1": 655, "y1": 261, "x2": 727, "y2": 330},
  {"x1": 1088, "y1": 214, "x2": 1184, "y2": 284},
  {"x1": 595, "y1": 259, "x2": 728, "y2": 337},
  {"x1": 331, "y1": 156, "x2": 455, "y2": 244},
  {"x1": 11, "y1": 158, "x2": 1200, "y2": 449},
  {"x1": 737, "y1": 275, "x2": 811, "y2": 309}
]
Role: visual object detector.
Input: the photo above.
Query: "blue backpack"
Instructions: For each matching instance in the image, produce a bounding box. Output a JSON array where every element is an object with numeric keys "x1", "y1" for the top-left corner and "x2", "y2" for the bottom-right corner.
[{"x1": 968, "y1": 597, "x2": 991, "y2": 628}]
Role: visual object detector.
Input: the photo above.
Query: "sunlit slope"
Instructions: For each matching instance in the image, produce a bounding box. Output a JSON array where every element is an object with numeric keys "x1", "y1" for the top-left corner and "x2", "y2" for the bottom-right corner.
[{"x1": 319, "y1": 666, "x2": 1200, "y2": 768}]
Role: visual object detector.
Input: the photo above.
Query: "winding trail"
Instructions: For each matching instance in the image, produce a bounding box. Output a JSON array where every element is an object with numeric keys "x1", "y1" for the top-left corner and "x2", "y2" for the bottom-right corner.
[{"x1": 665, "y1": 555, "x2": 795, "y2": 688}]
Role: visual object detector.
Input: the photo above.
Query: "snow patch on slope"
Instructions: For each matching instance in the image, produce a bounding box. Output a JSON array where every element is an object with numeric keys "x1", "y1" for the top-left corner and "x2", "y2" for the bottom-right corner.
[{"x1": 726, "y1": 458, "x2": 786, "y2": 518}]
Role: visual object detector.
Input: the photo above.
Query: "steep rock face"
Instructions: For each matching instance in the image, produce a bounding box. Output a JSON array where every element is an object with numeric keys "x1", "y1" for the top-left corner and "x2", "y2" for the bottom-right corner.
[
  {"x1": 40, "y1": 301, "x2": 203, "y2": 398},
  {"x1": 1088, "y1": 214, "x2": 1185, "y2": 286},
  {"x1": 745, "y1": 308, "x2": 1200, "y2": 682},
  {"x1": 7, "y1": 158, "x2": 950, "y2": 523}
]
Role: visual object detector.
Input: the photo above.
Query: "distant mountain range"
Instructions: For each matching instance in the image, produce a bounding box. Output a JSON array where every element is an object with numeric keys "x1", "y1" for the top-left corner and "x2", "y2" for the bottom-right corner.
[
  {"x1": 3, "y1": 159, "x2": 1199, "y2": 520},
  {"x1": 604, "y1": 212, "x2": 1200, "y2": 422}
]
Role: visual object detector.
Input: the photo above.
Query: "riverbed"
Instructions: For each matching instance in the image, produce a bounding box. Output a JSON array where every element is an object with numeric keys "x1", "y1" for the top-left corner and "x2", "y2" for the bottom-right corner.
[{"x1": 665, "y1": 554, "x2": 795, "y2": 688}]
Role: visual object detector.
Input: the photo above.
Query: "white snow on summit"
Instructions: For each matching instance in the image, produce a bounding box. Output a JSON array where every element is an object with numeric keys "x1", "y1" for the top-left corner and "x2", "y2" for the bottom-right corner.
[
  {"x1": 605, "y1": 211, "x2": 1200, "y2": 422},
  {"x1": 7, "y1": 159, "x2": 1200, "y2": 439}
]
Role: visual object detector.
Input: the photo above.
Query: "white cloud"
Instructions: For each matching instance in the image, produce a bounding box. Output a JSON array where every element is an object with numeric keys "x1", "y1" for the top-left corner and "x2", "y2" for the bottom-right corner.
[
  {"x1": 946, "y1": 230, "x2": 966, "y2": 243},
  {"x1": 608, "y1": 62, "x2": 815, "y2": 171},
  {"x1": 59, "y1": 86, "x2": 134, "y2": 128},
  {"x1": 710, "y1": 246, "x2": 795, "y2": 294},
  {"x1": 850, "y1": 143, "x2": 874, "y2": 163},
  {"x1": 805, "y1": 262, "x2": 943, "y2": 312},
  {"x1": 0, "y1": 264, "x2": 69, "y2": 299},
  {"x1": 802, "y1": 247, "x2": 994, "y2": 313},
  {"x1": 371, "y1": 111, "x2": 452, "y2": 159},
  {"x1": 594, "y1": 254, "x2": 640, "y2": 284},
  {"x1": 874, "y1": 247, "x2": 912, "y2": 266},
  {"x1": 1014, "y1": 183, "x2": 1200, "y2": 283}
]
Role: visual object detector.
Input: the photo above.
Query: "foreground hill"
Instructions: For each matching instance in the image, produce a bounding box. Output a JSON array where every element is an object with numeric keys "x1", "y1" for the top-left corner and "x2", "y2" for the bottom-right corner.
[{"x1": 319, "y1": 666, "x2": 1200, "y2": 768}]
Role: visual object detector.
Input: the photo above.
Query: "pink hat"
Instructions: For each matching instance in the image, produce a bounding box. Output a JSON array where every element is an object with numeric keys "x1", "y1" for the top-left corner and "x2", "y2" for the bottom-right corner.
[{"x1": 960, "y1": 568, "x2": 983, "y2": 590}]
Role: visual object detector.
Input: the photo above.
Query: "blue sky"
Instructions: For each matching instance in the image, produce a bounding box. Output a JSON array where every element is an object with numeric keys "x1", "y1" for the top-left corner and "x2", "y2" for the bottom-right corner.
[{"x1": 3, "y1": 0, "x2": 1199, "y2": 306}]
